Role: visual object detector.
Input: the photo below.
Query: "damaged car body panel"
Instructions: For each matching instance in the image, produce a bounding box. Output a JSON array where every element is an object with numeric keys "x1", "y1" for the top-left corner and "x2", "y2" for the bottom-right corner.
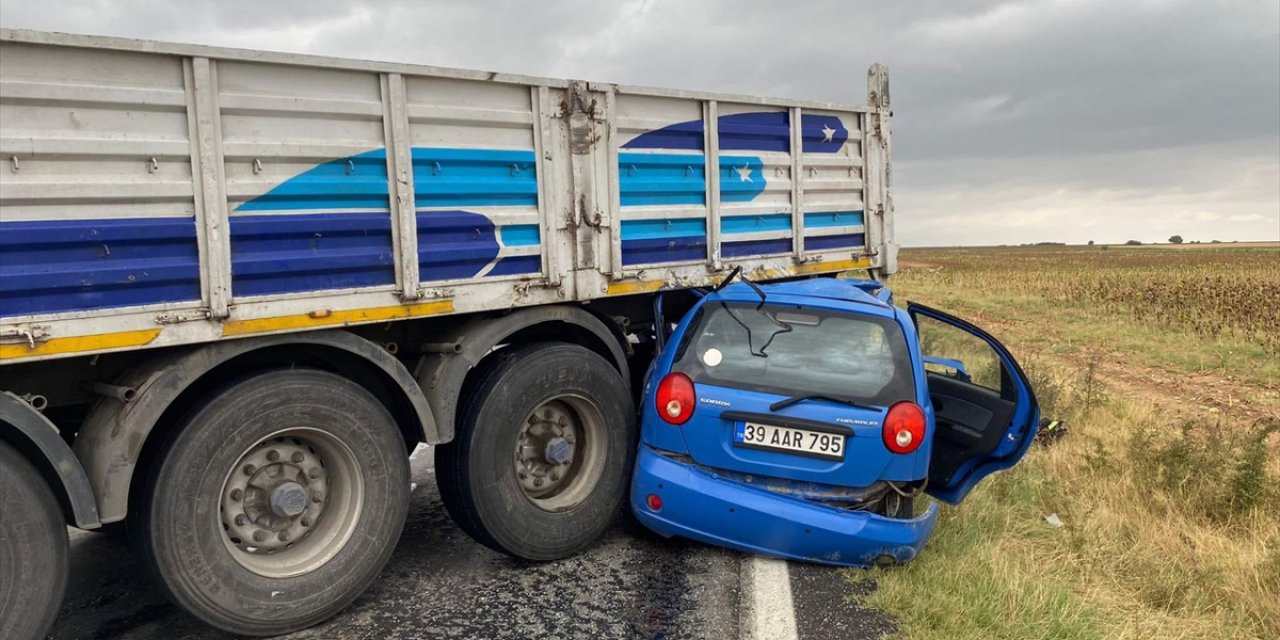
[{"x1": 630, "y1": 277, "x2": 1039, "y2": 567}]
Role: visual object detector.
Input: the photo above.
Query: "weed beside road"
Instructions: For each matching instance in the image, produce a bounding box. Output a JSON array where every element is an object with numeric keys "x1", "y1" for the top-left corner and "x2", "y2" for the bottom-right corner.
[{"x1": 849, "y1": 245, "x2": 1280, "y2": 640}]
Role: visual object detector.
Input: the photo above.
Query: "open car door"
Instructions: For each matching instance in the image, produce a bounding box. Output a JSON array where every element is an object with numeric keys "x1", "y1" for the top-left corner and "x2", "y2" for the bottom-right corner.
[{"x1": 908, "y1": 303, "x2": 1040, "y2": 504}]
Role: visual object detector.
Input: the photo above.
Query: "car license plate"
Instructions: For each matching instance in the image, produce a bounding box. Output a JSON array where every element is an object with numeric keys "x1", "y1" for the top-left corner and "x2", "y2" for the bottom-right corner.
[{"x1": 733, "y1": 422, "x2": 845, "y2": 460}]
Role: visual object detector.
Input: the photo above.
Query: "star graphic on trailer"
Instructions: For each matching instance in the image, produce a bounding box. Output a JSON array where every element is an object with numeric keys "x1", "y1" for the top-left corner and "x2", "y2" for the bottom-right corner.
[
  {"x1": 822, "y1": 124, "x2": 837, "y2": 142},
  {"x1": 735, "y1": 164, "x2": 753, "y2": 182}
]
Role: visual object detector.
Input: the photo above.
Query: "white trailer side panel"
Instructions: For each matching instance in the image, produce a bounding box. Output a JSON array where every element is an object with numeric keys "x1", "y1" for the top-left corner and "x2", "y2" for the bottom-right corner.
[{"x1": 0, "y1": 29, "x2": 892, "y2": 364}]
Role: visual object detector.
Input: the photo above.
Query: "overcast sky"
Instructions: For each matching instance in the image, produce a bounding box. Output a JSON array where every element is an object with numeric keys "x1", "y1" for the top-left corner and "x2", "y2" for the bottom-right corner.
[{"x1": 2, "y1": 0, "x2": 1277, "y2": 245}]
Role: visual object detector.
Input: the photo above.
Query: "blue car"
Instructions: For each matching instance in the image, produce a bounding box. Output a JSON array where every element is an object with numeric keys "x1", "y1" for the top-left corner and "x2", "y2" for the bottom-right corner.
[{"x1": 631, "y1": 276, "x2": 1039, "y2": 567}]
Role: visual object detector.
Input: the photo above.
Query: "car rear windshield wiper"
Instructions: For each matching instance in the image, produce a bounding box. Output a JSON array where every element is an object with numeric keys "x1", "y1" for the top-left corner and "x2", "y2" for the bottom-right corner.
[{"x1": 769, "y1": 394, "x2": 881, "y2": 413}]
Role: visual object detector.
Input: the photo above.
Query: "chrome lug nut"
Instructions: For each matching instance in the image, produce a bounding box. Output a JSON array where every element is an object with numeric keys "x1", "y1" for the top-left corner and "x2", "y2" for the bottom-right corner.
[
  {"x1": 253, "y1": 530, "x2": 267, "y2": 543},
  {"x1": 291, "y1": 451, "x2": 305, "y2": 463},
  {"x1": 534, "y1": 478, "x2": 543, "y2": 487},
  {"x1": 230, "y1": 488, "x2": 243, "y2": 501},
  {"x1": 266, "y1": 449, "x2": 280, "y2": 462},
  {"x1": 243, "y1": 463, "x2": 256, "y2": 476},
  {"x1": 278, "y1": 531, "x2": 289, "y2": 542},
  {"x1": 301, "y1": 518, "x2": 312, "y2": 527},
  {"x1": 234, "y1": 514, "x2": 246, "y2": 526},
  {"x1": 307, "y1": 468, "x2": 322, "y2": 479}
]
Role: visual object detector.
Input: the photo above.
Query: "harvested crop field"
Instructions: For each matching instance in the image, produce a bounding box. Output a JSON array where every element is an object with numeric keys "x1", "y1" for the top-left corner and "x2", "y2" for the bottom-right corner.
[{"x1": 848, "y1": 243, "x2": 1280, "y2": 640}]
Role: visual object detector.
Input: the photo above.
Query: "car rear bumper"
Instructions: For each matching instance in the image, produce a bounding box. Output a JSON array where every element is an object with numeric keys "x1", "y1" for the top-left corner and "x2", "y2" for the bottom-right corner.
[{"x1": 630, "y1": 445, "x2": 940, "y2": 567}]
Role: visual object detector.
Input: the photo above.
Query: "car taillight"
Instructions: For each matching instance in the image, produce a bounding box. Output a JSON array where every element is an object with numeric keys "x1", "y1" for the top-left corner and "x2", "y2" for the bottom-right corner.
[
  {"x1": 882, "y1": 401, "x2": 926, "y2": 454},
  {"x1": 655, "y1": 372, "x2": 695, "y2": 425}
]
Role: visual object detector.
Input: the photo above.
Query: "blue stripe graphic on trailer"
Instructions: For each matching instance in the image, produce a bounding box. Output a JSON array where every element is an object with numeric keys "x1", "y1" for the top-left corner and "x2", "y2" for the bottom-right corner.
[
  {"x1": 417, "y1": 210, "x2": 501, "y2": 281},
  {"x1": 800, "y1": 114, "x2": 849, "y2": 154},
  {"x1": 487, "y1": 255, "x2": 542, "y2": 277},
  {"x1": 719, "y1": 156, "x2": 766, "y2": 203},
  {"x1": 237, "y1": 147, "x2": 541, "y2": 213},
  {"x1": 804, "y1": 210, "x2": 864, "y2": 228},
  {"x1": 620, "y1": 120, "x2": 704, "y2": 151},
  {"x1": 0, "y1": 217, "x2": 200, "y2": 316},
  {"x1": 237, "y1": 149, "x2": 390, "y2": 212},
  {"x1": 499, "y1": 224, "x2": 541, "y2": 247},
  {"x1": 621, "y1": 218, "x2": 706, "y2": 240},
  {"x1": 805, "y1": 233, "x2": 866, "y2": 251},
  {"x1": 718, "y1": 112, "x2": 790, "y2": 152},
  {"x1": 412, "y1": 148, "x2": 538, "y2": 208},
  {"x1": 621, "y1": 111, "x2": 849, "y2": 154},
  {"x1": 229, "y1": 213, "x2": 395, "y2": 296},
  {"x1": 621, "y1": 236, "x2": 707, "y2": 266},
  {"x1": 618, "y1": 152, "x2": 707, "y2": 206},
  {"x1": 722, "y1": 213, "x2": 792, "y2": 234},
  {"x1": 722, "y1": 238, "x2": 793, "y2": 258}
]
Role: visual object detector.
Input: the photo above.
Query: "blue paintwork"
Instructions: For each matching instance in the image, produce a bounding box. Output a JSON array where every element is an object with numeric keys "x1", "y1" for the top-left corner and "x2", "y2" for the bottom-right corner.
[
  {"x1": 722, "y1": 238, "x2": 793, "y2": 258},
  {"x1": 631, "y1": 277, "x2": 1039, "y2": 567},
  {"x1": 805, "y1": 232, "x2": 866, "y2": 251},
  {"x1": 722, "y1": 213, "x2": 792, "y2": 234},
  {"x1": 618, "y1": 152, "x2": 707, "y2": 207},
  {"x1": 487, "y1": 255, "x2": 541, "y2": 276},
  {"x1": 5, "y1": 114, "x2": 863, "y2": 314},
  {"x1": 232, "y1": 146, "x2": 544, "y2": 294},
  {"x1": 499, "y1": 224, "x2": 541, "y2": 247},
  {"x1": 718, "y1": 156, "x2": 766, "y2": 204},
  {"x1": 617, "y1": 112, "x2": 860, "y2": 266},
  {"x1": 0, "y1": 216, "x2": 201, "y2": 317},
  {"x1": 633, "y1": 446, "x2": 941, "y2": 566},
  {"x1": 230, "y1": 213, "x2": 395, "y2": 296},
  {"x1": 411, "y1": 148, "x2": 539, "y2": 208},
  {"x1": 804, "y1": 210, "x2": 864, "y2": 228},
  {"x1": 621, "y1": 111, "x2": 850, "y2": 154},
  {"x1": 416, "y1": 210, "x2": 502, "y2": 281},
  {"x1": 237, "y1": 150, "x2": 391, "y2": 212},
  {"x1": 619, "y1": 218, "x2": 707, "y2": 265}
]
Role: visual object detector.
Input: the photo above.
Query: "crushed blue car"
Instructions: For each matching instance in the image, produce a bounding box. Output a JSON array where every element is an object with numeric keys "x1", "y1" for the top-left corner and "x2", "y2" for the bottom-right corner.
[{"x1": 630, "y1": 275, "x2": 1039, "y2": 567}]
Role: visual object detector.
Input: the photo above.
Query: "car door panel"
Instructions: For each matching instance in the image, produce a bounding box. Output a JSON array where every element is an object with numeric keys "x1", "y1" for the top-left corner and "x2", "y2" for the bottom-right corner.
[
  {"x1": 926, "y1": 372, "x2": 1016, "y2": 487},
  {"x1": 908, "y1": 303, "x2": 1039, "y2": 505}
]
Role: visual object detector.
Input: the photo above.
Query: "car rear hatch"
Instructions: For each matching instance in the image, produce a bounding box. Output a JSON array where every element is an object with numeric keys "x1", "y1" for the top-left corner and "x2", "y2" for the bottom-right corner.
[{"x1": 667, "y1": 296, "x2": 918, "y2": 490}]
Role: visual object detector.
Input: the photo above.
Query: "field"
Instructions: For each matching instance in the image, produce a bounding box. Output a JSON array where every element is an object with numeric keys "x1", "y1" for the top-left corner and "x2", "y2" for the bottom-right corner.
[{"x1": 848, "y1": 244, "x2": 1280, "y2": 640}]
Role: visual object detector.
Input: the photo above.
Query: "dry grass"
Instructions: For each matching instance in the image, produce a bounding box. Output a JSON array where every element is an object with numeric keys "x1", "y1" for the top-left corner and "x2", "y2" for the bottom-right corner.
[{"x1": 846, "y1": 245, "x2": 1280, "y2": 640}]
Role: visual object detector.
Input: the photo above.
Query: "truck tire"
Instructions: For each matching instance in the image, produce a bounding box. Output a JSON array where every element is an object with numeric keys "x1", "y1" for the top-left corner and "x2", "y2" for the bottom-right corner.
[
  {"x1": 436, "y1": 343, "x2": 634, "y2": 560},
  {"x1": 0, "y1": 439, "x2": 68, "y2": 640},
  {"x1": 131, "y1": 369, "x2": 410, "y2": 636}
]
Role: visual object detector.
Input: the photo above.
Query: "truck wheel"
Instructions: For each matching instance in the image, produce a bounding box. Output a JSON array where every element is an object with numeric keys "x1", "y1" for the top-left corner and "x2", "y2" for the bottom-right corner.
[
  {"x1": 0, "y1": 440, "x2": 68, "y2": 640},
  {"x1": 437, "y1": 343, "x2": 634, "y2": 560},
  {"x1": 131, "y1": 369, "x2": 410, "y2": 636}
]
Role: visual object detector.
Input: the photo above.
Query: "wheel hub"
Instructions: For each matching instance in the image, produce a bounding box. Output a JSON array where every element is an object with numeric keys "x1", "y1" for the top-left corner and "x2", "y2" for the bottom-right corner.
[
  {"x1": 544, "y1": 437, "x2": 573, "y2": 466},
  {"x1": 221, "y1": 437, "x2": 328, "y2": 554},
  {"x1": 515, "y1": 402, "x2": 579, "y2": 498},
  {"x1": 270, "y1": 482, "x2": 308, "y2": 518}
]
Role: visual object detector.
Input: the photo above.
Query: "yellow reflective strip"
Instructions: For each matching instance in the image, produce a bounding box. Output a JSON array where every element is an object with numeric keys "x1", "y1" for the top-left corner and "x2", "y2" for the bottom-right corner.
[
  {"x1": 604, "y1": 257, "x2": 871, "y2": 296},
  {"x1": 791, "y1": 257, "x2": 870, "y2": 275},
  {"x1": 0, "y1": 328, "x2": 162, "y2": 360},
  {"x1": 606, "y1": 279, "x2": 666, "y2": 295},
  {"x1": 222, "y1": 300, "x2": 455, "y2": 337}
]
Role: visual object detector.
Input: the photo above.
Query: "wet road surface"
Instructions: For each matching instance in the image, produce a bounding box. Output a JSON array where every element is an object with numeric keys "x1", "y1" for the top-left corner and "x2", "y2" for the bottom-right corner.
[{"x1": 49, "y1": 448, "x2": 894, "y2": 640}]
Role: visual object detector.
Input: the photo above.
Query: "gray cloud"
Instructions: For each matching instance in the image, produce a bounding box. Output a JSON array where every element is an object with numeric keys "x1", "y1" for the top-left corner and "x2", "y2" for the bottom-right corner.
[{"x1": 2, "y1": 0, "x2": 1276, "y2": 244}]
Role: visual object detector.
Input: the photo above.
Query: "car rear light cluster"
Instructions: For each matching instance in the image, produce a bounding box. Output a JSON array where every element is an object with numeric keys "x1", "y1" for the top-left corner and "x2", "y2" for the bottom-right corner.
[
  {"x1": 655, "y1": 372, "x2": 695, "y2": 425},
  {"x1": 882, "y1": 401, "x2": 926, "y2": 454}
]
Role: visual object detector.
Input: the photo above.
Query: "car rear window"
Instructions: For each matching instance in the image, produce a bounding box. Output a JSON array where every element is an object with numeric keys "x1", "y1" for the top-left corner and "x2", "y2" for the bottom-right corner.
[{"x1": 672, "y1": 301, "x2": 916, "y2": 407}]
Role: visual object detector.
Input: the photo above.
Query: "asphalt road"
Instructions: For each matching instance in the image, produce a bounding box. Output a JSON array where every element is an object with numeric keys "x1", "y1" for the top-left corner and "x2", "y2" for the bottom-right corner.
[{"x1": 48, "y1": 447, "x2": 894, "y2": 640}]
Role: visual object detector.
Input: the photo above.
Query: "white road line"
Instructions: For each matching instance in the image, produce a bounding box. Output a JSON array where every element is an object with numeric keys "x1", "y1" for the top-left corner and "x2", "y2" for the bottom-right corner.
[{"x1": 744, "y1": 556, "x2": 799, "y2": 640}]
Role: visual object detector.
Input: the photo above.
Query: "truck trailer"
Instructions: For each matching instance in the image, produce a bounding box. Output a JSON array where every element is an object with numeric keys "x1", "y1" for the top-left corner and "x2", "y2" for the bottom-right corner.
[{"x1": 0, "y1": 28, "x2": 896, "y2": 638}]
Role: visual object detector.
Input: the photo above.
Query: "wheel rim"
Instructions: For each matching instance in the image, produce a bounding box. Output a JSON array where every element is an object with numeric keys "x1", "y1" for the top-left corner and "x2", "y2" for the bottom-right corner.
[
  {"x1": 219, "y1": 428, "x2": 364, "y2": 578},
  {"x1": 512, "y1": 395, "x2": 607, "y2": 512}
]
